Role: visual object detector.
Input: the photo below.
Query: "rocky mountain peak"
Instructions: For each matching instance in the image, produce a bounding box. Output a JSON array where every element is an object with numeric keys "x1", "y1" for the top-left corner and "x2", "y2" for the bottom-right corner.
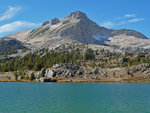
[
  {"x1": 111, "y1": 29, "x2": 148, "y2": 39},
  {"x1": 6, "y1": 11, "x2": 150, "y2": 53},
  {"x1": 67, "y1": 11, "x2": 88, "y2": 20},
  {"x1": 41, "y1": 21, "x2": 49, "y2": 26},
  {"x1": 50, "y1": 18, "x2": 60, "y2": 25}
]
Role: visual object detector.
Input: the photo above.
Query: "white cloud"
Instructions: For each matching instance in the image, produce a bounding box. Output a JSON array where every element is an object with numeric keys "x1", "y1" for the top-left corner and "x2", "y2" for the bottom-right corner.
[
  {"x1": 118, "y1": 21, "x2": 127, "y2": 25},
  {"x1": 102, "y1": 21, "x2": 115, "y2": 28},
  {"x1": 117, "y1": 14, "x2": 136, "y2": 20},
  {"x1": 0, "y1": 21, "x2": 40, "y2": 34},
  {"x1": 124, "y1": 14, "x2": 136, "y2": 18},
  {"x1": 0, "y1": 6, "x2": 21, "y2": 21},
  {"x1": 128, "y1": 18, "x2": 144, "y2": 23},
  {"x1": 101, "y1": 14, "x2": 145, "y2": 28},
  {"x1": 117, "y1": 18, "x2": 145, "y2": 26}
]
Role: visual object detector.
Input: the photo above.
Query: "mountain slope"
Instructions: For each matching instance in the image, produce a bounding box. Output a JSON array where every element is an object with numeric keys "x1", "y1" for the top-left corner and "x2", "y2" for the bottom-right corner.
[
  {"x1": 0, "y1": 37, "x2": 25, "y2": 53},
  {"x1": 7, "y1": 11, "x2": 149, "y2": 52}
]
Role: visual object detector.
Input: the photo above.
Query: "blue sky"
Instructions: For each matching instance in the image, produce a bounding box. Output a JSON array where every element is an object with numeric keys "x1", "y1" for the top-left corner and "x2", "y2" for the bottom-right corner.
[{"x1": 0, "y1": 0, "x2": 150, "y2": 38}]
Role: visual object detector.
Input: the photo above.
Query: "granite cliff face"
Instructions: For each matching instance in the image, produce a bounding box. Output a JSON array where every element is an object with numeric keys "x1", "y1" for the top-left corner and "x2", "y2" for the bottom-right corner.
[
  {"x1": 2, "y1": 11, "x2": 149, "y2": 53},
  {"x1": 0, "y1": 37, "x2": 25, "y2": 53}
]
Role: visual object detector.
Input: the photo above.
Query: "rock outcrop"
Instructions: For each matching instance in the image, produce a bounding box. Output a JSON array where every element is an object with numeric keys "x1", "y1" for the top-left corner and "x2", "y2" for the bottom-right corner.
[
  {"x1": 36, "y1": 64, "x2": 83, "y2": 79},
  {"x1": 33, "y1": 63, "x2": 150, "y2": 82},
  {"x1": 50, "y1": 18, "x2": 60, "y2": 25},
  {"x1": 0, "y1": 37, "x2": 25, "y2": 53}
]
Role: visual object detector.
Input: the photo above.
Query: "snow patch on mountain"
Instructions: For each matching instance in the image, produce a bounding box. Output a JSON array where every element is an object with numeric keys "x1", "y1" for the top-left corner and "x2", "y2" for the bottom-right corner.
[{"x1": 93, "y1": 35, "x2": 109, "y2": 41}]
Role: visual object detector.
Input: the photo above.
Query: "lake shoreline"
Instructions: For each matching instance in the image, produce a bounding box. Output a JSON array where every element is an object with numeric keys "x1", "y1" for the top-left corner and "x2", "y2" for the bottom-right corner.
[{"x1": 1, "y1": 78, "x2": 150, "y2": 83}]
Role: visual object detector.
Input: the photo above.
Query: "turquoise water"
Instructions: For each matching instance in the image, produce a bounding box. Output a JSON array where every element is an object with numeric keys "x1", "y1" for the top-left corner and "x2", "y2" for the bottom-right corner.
[{"x1": 0, "y1": 83, "x2": 150, "y2": 113}]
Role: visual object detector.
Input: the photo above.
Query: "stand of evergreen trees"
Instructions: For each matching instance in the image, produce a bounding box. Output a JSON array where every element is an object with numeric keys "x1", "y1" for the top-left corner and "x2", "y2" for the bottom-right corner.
[
  {"x1": 0, "y1": 49, "x2": 95, "y2": 72},
  {"x1": 1, "y1": 47, "x2": 150, "y2": 73}
]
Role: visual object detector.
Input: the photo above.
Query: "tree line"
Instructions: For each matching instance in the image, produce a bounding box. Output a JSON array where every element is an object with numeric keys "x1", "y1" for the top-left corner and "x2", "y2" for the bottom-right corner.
[{"x1": 0, "y1": 49, "x2": 95, "y2": 72}]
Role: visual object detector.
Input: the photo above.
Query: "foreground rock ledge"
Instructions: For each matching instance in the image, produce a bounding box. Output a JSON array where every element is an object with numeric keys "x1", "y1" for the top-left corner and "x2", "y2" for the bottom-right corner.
[{"x1": 1, "y1": 63, "x2": 150, "y2": 83}]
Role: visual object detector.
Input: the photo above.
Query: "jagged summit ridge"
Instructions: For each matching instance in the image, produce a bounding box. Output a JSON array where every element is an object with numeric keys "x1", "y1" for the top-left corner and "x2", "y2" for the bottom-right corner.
[{"x1": 67, "y1": 11, "x2": 88, "y2": 20}]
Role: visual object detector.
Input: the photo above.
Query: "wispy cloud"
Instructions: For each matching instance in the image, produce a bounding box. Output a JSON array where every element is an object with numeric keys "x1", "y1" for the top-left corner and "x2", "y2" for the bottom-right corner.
[
  {"x1": 0, "y1": 6, "x2": 21, "y2": 21},
  {"x1": 101, "y1": 21, "x2": 115, "y2": 28},
  {"x1": 101, "y1": 14, "x2": 145, "y2": 28},
  {"x1": 128, "y1": 18, "x2": 144, "y2": 23},
  {"x1": 0, "y1": 21, "x2": 40, "y2": 34},
  {"x1": 117, "y1": 14, "x2": 136, "y2": 20},
  {"x1": 124, "y1": 14, "x2": 136, "y2": 18}
]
